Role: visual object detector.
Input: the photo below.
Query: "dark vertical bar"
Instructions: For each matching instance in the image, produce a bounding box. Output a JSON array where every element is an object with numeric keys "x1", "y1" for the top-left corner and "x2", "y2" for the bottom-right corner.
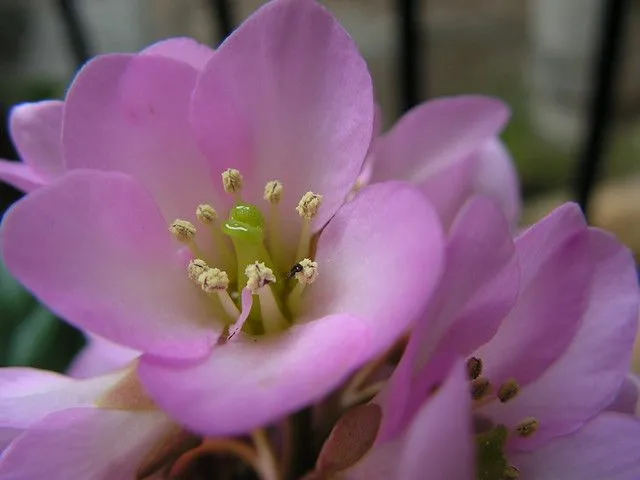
[
  {"x1": 209, "y1": 0, "x2": 235, "y2": 44},
  {"x1": 55, "y1": 0, "x2": 92, "y2": 68},
  {"x1": 398, "y1": 0, "x2": 423, "y2": 112},
  {"x1": 575, "y1": 0, "x2": 628, "y2": 216}
]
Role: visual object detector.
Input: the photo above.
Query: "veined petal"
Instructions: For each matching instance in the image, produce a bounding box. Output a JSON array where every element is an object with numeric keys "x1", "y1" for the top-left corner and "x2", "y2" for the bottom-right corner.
[
  {"x1": 138, "y1": 314, "x2": 370, "y2": 436},
  {"x1": 1, "y1": 171, "x2": 219, "y2": 359}
]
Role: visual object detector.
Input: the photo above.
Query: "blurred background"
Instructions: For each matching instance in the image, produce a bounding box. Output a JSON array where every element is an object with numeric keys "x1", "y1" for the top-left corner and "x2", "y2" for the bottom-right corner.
[{"x1": 0, "y1": 0, "x2": 639, "y2": 371}]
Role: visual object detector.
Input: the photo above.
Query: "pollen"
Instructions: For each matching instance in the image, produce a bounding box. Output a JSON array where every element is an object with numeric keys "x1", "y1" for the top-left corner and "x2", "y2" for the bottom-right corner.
[
  {"x1": 198, "y1": 268, "x2": 230, "y2": 293},
  {"x1": 296, "y1": 191, "x2": 323, "y2": 219},
  {"x1": 222, "y1": 168, "x2": 244, "y2": 194},
  {"x1": 264, "y1": 180, "x2": 283, "y2": 205},
  {"x1": 169, "y1": 219, "x2": 197, "y2": 242},
  {"x1": 515, "y1": 417, "x2": 539, "y2": 438},
  {"x1": 245, "y1": 262, "x2": 277, "y2": 292},
  {"x1": 292, "y1": 258, "x2": 318, "y2": 284},
  {"x1": 470, "y1": 377, "x2": 492, "y2": 401},
  {"x1": 196, "y1": 204, "x2": 217, "y2": 224},
  {"x1": 466, "y1": 357, "x2": 483, "y2": 380},
  {"x1": 497, "y1": 379, "x2": 520, "y2": 403},
  {"x1": 187, "y1": 258, "x2": 209, "y2": 282}
]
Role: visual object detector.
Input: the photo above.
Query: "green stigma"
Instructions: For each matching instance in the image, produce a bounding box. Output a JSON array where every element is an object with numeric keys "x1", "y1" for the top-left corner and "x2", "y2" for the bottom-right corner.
[
  {"x1": 476, "y1": 425, "x2": 509, "y2": 480},
  {"x1": 223, "y1": 204, "x2": 266, "y2": 243}
]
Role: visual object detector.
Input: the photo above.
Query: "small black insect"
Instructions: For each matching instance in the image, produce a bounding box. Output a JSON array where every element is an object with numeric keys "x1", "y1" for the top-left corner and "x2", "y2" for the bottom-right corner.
[{"x1": 287, "y1": 263, "x2": 303, "y2": 279}]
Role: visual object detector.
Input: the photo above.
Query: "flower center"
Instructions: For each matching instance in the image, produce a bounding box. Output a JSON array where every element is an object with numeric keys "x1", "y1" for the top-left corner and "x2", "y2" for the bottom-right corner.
[
  {"x1": 466, "y1": 356, "x2": 539, "y2": 480},
  {"x1": 169, "y1": 168, "x2": 321, "y2": 337}
]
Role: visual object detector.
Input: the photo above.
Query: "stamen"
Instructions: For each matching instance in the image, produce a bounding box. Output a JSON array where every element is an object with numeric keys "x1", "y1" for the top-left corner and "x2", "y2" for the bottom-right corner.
[
  {"x1": 222, "y1": 168, "x2": 244, "y2": 202},
  {"x1": 497, "y1": 379, "x2": 520, "y2": 403},
  {"x1": 503, "y1": 465, "x2": 520, "y2": 479},
  {"x1": 287, "y1": 259, "x2": 318, "y2": 313},
  {"x1": 515, "y1": 417, "x2": 539, "y2": 438},
  {"x1": 295, "y1": 191, "x2": 323, "y2": 260},
  {"x1": 263, "y1": 180, "x2": 286, "y2": 269},
  {"x1": 470, "y1": 377, "x2": 492, "y2": 401},
  {"x1": 245, "y1": 262, "x2": 288, "y2": 334},
  {"x1": 197, "y1": 268, "x2": 240, "y2": 321},
  {"x1": 187, "y1": 258, "x2": 209, "y2": 282},
  {"x1": 466, "y1": 357, "x2": 483, "y2": 380},
  {"x1": 195, "y1": 204, "x2": 234, "y2": 270},
  {"x1": 169, "y1": 219, "x2": 203, "y2": 258}
]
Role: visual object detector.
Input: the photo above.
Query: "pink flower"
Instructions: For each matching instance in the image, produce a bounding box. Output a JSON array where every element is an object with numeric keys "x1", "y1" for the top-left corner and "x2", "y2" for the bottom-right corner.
[
  {"x1": 366, "y1": 97, "x2": 520, "y2": 229},
  {"x1": 0, "y1": 38, "x2": 214, "y2": 193},
  {"x1": 0, "y1": 367, "x2": 176, "y2": 479},
  {"x1": 68, "y1": 334, "x2": 140, "y2": 379},
  {"x1": 0, "y1": 0, "x2": 444, "y2": 436},
  {"x1": 312, "y1": 198, "x2": 640, "y2": 479}
]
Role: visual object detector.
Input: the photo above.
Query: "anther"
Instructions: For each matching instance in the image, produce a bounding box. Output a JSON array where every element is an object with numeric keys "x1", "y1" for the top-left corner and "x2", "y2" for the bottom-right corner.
[
  {"x1": 222, "y1": 168, "x2": 244, "y2": 199},
  {"x1": 245, "y1": 262, "x2": 277, "y2": 292},
  {"x1": 198, "y1": 268, "x2": 230, "y2": 292},
  {"x1": 187, "y1": 259, "x2": 209, "y2": 282},
  {"x1": 169, "y1": 219, "x2": 196, "y2": 243},
  {"x1": 470, "y1": 377, "x2": 492, "y2": 401},
  {"x1": 497, "y1": 379, "x2": 520, "y2": 403},
  {"x1": 264, "y1": 180, "x2": 283, "y2": 205},
  {"x1": 196, "y1": 204, "x2": 217, "y2": 224},
  {"x1": 515, "y1": 417, "x2": 539, "y2": 438},
  {"x1": 503, "y1": 465, "x2": 520, "y2": 479},
  {"x1": 296, "y1": 192, "x2": 323, "y2": 220},
  {"x1": 466, "y1": 357, "x2": 483, "y2": 380},
  {"x1": 292, "y1": 258, "x2": 318, "y2": 284}
]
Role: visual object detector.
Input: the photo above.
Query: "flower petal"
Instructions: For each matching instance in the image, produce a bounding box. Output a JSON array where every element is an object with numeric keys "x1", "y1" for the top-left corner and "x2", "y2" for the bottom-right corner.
[
  {"x1": 0, "y1": 407, "x2": 172, "y2": 480},
  {"x1": 63, "y1": 53, "x2": 220, "y2": 224},
  {"x1": 1, "y1": 171, "x2": 219, "y2": 358},
  {"x1": 607, "y1": 375, "x2": 640, "y2": 415},
  {"x1": 67, "y1": 335, "x2": 140, "y2": 379},
  {"x1": 140, "y1": 37, "x2": 214, "y2": 70},
  {"x1": 487, "y1": 229, "x2": 639, "y2": 450},
  {"x1": 305, "y1": 181, "x2": 444, "y2": 356},
  {"x1": 472, "y1": 139, "x2": 520, "y2": 227},
  {"x1": 138, "y1": 314, "x2": 370, "y2": 436},
  {"x1": 191, "y1": 0, "x2": 374, "y2": 234},
  {"x1": 512, "y1": 413, "x2": 640, "y2": 480},
  {"x1": 370, "y1": 95, "x2": 509, "y2": 185},
  {"x1": 9, "y1": 101, "x2": 65, "y2": 181},
  {"x1": 0, "y1": 160, "x2": 45, "y2": 192}
]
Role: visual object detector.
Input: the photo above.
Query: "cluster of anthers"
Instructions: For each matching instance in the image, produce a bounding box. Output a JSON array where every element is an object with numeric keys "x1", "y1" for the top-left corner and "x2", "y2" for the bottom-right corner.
[
  {"x1": 466, "y1": 357, "x2": 538, "y2": 480},
  {"x1": 168, "y1": 168, "x2": 320, "y2": 337}
]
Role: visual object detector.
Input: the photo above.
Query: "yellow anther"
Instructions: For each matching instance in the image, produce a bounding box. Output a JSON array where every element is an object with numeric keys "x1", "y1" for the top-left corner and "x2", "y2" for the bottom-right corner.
[
  {"x1": 196, "y1": 204, "x2": 217, "y2": 224},
  {"x1": 466, "y1": 357, "x2": 483, "y2": 380},
  {"x1": 264, "y1": 180, "x2": 283, "y2": 205},
  {"x1": 187, "y1": 259, "x2": 209, "y2": 282},
  {"x1": 503, "y1": 465, "x2": 520, "y2": 479},
  {"x1": 222, "y1": 168, "x2": 244, "y2": 194},
  {"x1": 296, "y1": 192, "x2": 323, "y2": 219},
  {"x1": 245, "y1": 262, "x2": 277, "y2": 292},
  {"x1": 515, "y1": 417, "x2": 539, "y2": 438},
  {"x1": 198, "y1": 268, "x2": 230, "y2": 293},
  {"x1": 169, "y1": 219, "x2": 196, "y2": 243},
  {"x1": 497, "y1": 379, "x2": 520, "y2": 403},
  {"x1": 292, "y1": 258, "x2": 318, "y2": 284},
  {"x1": 470, "y1": 377, "x2": 491, "y2": 401}
]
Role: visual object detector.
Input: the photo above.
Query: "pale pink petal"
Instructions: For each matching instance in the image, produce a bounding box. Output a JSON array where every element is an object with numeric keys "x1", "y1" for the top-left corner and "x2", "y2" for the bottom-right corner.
[
  {"x1": 0, "y1": 160, "x2": 45, "y2": 192},
  {"x1": 68, "y1": 335, "x2": 140, "y2": 379},
  {"x1": 0, "y1": 407, "x2": 172, "y2": 480},
  {"x1": 511, "y1": 413, "x2": 640, "y2": 480},
  {"x1": 485, "y1": 229, "x2": 639, "y2": 450},
  {"x1": 304, "y1": 182, "x2": 444, "y2": 356},
  {"x1": 607, "y1": 375, "x2": 640, "y2": 415},
  {"x1": 9, "y1": 101, "x2": 65, "y2": 181},
  {"x1": 63, "y1": 53, "x2": 221, "y2": 224},
  {"x1": 475, "y1": 230, "x2": 591, "y2": 387},
  {"x1": 370, "y1": 95, "x2": 509, "y2": 185},
  {"x1": 1, "y1": 171, "x2": 219, "y2": 359},
  {"x1": 191, "y1": 0, "x2": 374, "y2": 240},
  {"x1": 0, "y1": 367, "x2": 124, "y2": 447},
  {"x1": 472, "y1": 139, "x2": 520, "y2": 226},
  {"x1": 138, "y1": 314, "x2": 370, "y2": 436},
  {"x1": 140, "y1": 37, "x2": 214, "y2": 70}
]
